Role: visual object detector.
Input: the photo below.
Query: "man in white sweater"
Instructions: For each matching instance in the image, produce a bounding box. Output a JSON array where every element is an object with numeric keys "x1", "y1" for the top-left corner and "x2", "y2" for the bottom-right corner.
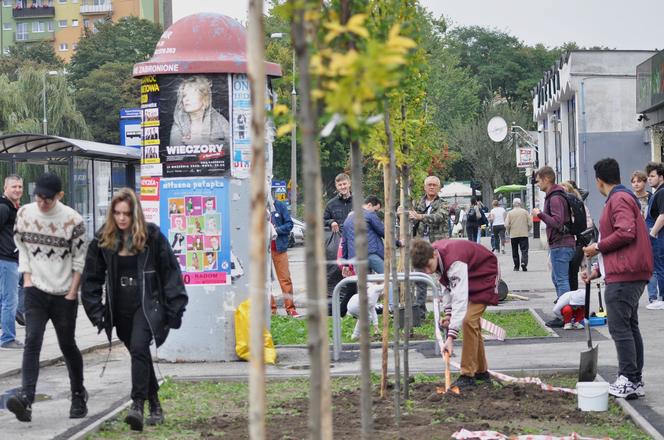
[{"x1": 7, "y1": 173, "x2": 89, "y2": 423}]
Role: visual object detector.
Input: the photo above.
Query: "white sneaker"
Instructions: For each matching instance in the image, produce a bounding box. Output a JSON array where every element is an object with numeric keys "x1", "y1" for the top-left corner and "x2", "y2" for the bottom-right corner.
[
  {"x1": 563, "y1": 322, "x2": 574, "y2": 330},
  {"x1": 635, "y1": 381, "x2": 645, "y2": 397},
  {"x1": 608, "y1": 375, "x2": 639, "y2": 399},
  {"x1": 573, "y1": 322, "x2": 585, "y2": 330},
  {"x1": 646, "y1": 300, "x2": 664, "y2": 310}
]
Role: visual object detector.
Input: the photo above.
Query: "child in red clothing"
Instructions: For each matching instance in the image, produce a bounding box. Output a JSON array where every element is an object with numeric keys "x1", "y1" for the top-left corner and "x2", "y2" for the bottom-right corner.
[{"x1": 553, "y1": 288, "x2": 586, "y2": 330}]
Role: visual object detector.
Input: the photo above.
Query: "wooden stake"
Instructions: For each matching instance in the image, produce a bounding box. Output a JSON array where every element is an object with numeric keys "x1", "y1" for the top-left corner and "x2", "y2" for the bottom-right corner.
[
  {"x1": 291, "y1": 2, "x2": 332, "y2": 439},
  {"x1": 247, "y1": 0, "x2": 266, "y2": 438}
]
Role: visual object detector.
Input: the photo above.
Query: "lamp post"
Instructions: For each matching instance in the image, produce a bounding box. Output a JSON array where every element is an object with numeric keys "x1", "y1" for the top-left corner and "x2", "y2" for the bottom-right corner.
[
  {"x1": 270, "y1": 32, "x2": 297, "y2": 217},
  {"x1": 42, "y1": 70, "x2": 59, "y2": 135}
]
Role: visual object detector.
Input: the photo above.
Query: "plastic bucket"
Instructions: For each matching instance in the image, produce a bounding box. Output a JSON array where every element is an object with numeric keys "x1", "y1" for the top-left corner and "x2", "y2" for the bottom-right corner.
[{"x1": 576, "y1": 381, "x2": 609, "y2": 411}]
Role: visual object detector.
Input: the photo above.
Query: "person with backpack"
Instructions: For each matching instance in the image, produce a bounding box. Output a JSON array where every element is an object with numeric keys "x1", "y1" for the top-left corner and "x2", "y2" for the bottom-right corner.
[
  {"x1": 561, "y1": 181, "x2": 594, "y2": 291},
  {"x1": 532, "y1": 166, "x2": 578, "y2": 327},
  {"x1": 466, "y1": 197, "x2": 486, "y2": 243}
]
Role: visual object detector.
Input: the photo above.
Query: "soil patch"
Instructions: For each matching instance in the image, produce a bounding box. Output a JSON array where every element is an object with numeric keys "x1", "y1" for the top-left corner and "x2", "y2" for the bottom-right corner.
[{"x1": 184, "y1": 379, "x2": 642, "y2": 439}]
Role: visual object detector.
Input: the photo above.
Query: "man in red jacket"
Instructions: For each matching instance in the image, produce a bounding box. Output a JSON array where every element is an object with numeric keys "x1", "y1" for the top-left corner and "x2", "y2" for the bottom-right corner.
[
  {"x1": 583, "y1": 158, "x2": 653, "y2": 400},
  {"x1": 411, "y1": 238, "x2": 499, "y2": 390}
]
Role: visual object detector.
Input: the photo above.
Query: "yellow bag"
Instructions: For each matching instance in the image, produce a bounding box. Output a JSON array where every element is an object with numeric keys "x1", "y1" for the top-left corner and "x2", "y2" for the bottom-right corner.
[{"x1": 234, "y1": 299, "x2": 277, "y2": 364}]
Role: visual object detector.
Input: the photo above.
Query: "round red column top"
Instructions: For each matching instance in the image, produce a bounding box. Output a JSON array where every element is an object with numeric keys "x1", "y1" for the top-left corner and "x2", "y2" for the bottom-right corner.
[{"x1": 133, "y1": 13, "x2": 282, "y2": 77}]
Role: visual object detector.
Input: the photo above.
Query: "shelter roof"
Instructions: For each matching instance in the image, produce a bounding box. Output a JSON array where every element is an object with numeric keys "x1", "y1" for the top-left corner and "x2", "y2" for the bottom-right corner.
[{"x1": 0, "y1": 134, "x2": 141, "y2": 160}]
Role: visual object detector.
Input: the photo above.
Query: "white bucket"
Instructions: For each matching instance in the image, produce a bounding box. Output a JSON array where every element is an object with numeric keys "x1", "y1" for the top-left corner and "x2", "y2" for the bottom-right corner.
[{"x1": 576, "y1": 381, "x2": 609, "y2": 412}]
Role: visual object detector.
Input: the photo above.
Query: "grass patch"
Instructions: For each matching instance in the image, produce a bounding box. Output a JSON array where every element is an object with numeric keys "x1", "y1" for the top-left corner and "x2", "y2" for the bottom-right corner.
[
  {"x1": 270, "y1": 309, "x2": 548, "y2": 345},
  {"x1": 89, "y1": 374, "x2": 650, "y2": 440}
]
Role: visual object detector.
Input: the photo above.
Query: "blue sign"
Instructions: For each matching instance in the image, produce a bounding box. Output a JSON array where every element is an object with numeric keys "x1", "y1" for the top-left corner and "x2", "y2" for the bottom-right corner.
[{"x1": 119, "y1": 107, "x2": 142, "y2": 148}]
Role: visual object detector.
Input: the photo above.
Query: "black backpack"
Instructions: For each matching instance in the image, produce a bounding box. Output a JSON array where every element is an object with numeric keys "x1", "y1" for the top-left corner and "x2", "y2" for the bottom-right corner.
[{"x1": 548, "y1": 190, "x2": 589, "y2": 243}]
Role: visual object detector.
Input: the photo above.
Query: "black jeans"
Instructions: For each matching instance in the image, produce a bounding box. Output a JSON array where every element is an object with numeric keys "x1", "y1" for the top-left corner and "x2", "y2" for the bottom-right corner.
[
  {"x1": 492, "y1": 225, "x2": 506, "y2": 252},
  {"x1": 115, "y1": 307, "x2": 159, "y2": 401},
  {"x1": 22, "y1": 287, "x2": 84, "y2": 403},
  {"x1": 569, "y1": 245, "x2": 584, "y2": 291},
  {"x1": 511, "y1": 237, "x2": 529, "y2": 268},
  {"x1": 604, "y1": 281, "x2": 646, "y2": 383},
  {"x1": 466, "y1": 225, "x2": 478, "y2": 243}
]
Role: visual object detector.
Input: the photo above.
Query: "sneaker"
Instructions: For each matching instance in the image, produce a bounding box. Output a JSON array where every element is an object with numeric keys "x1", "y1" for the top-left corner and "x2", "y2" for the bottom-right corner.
[
  {"x1": 513, "y1": 266, "x2": 519, "y2": 271},
  {"x1": 375, "y1": 303, "x2": 384, "y2": 315},
  {"x1": 0, "y1": 340, "x2": 25, "y2": 350},
  {"x1": 573, "y1": 322, "x2": 585, "y2": 329},
  {"x1": 6, "y1": 392, "x2": 32, "y2": 422},
  {"x1": 15, "y1": 312, "x2": 25, "y2": 327},
  {"x1": 70, "y1": 389, "x2": 88, "y2": 418},
  {"x1": 545, "y1": 317, "x2": 564, "y2": 328},
  {"x1": 287, "y1": 310, "x2": 304, "y2": 319},
  {"x1": 563, "y1": 322, "x2": 574, "y2": 330},
  {"x1": 451, "y1": 375, "x2": 477, "y2": 390},
  {"x1": 501, "y1": 249, "x2": 506, "y2": 254},
  {"x1": 646, "y1": 300, "x2": 664, "y2": 310},
  {"x1": 635, "y1": 381, "x2": 645, "y2": 397},
  {"x1": 521, "y1": 265, "x2": 527, "y2": 272},
  {"x1": 608, "y1": 375, "x2": 639, "y2": 399}
]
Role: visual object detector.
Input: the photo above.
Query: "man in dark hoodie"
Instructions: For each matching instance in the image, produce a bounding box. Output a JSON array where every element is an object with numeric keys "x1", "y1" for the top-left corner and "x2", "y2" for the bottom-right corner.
[
  {"x1": 0, "y1": 175, "x2": 23, "y2": 350},
  {"x1": 532, "y1": 166, "x2": 576, "y2": 328},
  {"x1": 583, "y1": 158, "x2": 652, "y2": 399}
]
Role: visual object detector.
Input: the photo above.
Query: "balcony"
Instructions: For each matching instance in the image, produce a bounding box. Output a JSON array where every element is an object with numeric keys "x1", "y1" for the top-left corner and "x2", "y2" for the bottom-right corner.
[
  {"x1": 14, "y1": 31, "x2": 55, "y2": 43},
  {"x1": 12, "y1": 6, "x2": 55, "y2": 19},
  {"x1": 80, "y1": 2, "x2": 112, "y2": 15}
]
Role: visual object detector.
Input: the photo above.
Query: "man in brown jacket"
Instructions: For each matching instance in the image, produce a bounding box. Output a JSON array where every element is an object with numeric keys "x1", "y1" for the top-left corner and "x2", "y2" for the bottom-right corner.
[{"x1": 505, "y1": 198, "x2": 532, "y2": 271}]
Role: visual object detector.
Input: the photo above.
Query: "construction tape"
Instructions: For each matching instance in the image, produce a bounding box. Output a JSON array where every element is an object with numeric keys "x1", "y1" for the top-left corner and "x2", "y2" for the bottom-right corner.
[
  {"x1": 452, "y1": 429, "x2": 611, "y2": 440},
  {"x1": 432, "y1": 297, "x2": 577, "y2": 395}
]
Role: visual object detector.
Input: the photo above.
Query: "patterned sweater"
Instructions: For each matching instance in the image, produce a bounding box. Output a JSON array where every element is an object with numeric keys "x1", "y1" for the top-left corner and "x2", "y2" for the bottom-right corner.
[{"x1": 14, "y1": 202, "x2": 87, "y2": 295}]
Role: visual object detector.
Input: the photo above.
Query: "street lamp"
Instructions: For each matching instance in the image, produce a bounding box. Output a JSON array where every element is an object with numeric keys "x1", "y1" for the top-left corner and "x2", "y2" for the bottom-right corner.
[
  {"x1": 270, "y1": 32, "x2": 298, "y2": 217},
  {"x1": 42, "y1": 70, "x2": 59, "y2": 135}
]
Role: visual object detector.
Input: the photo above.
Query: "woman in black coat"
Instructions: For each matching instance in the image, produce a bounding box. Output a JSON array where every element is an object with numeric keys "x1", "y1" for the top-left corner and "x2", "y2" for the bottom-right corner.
[{"x1": 81, "y1": 188, "x2": 187, "y2": 432}]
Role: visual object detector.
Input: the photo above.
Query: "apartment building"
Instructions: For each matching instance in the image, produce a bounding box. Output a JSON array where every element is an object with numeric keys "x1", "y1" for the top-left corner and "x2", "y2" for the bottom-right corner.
[{"x1": 0, "y1": 0, "x2": 168, "y2": 61}]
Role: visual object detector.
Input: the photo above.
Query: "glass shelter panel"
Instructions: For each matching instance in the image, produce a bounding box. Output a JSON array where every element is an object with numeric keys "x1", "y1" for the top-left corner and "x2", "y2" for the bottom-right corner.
[
  {"x1": 93, "y1": 160, "x2": 112, "y2": 232},
  {"x1": 73, "y1": 157, "x2": 94, "y2": 238}
]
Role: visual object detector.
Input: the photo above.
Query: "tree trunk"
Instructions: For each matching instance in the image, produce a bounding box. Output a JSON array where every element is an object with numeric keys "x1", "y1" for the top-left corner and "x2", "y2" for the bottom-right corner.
[
  {"x1": 399, "y1": 102, "x2": 412, "y2": 399},
  {"x1": 291, "y1": 3, "x2": 332, "y2": 439},
  {"x1": 247, "y1": 1, "x2": 266, "y2": 438}
]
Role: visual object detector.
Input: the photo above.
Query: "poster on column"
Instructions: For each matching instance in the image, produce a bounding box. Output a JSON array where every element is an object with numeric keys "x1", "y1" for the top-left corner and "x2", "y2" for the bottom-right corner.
[
  {"x1": 232, "y1": 73, "x2": 251, "y2": 178},
  {"x1": 140, "y1": 75, "x2": 163, "y2": 176},
  {"x1": 159, "y1": 178, "x2": 231, "y2": 285},
  {"x1": 157, "y1": 74, "x2": 231, "y2": 177}
]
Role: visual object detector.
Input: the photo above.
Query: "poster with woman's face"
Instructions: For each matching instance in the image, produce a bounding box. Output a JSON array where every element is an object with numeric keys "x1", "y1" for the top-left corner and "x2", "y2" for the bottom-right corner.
[{"x1": 157, "y1": 74, "x2": 231, "y2": 177}]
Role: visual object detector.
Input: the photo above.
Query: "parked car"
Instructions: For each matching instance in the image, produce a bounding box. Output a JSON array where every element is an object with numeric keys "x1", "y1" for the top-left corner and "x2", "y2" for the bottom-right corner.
[{"x1": 289, "y1": 217, "x2": 305, "y2": 247}]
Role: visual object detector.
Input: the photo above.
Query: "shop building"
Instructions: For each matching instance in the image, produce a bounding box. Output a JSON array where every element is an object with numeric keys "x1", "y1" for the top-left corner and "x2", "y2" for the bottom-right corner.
[{"x1": 636, "y1": 49, "x2": 664, "y2": 161}]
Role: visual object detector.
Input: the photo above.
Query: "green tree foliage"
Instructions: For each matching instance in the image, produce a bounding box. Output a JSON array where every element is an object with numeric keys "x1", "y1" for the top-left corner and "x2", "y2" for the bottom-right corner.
[
  {"x1": 444, "y1": 26, "x2": 565, "y2": 108},
  {"x1": 0, "y1": 42, "x2": 63, "y2": 81},
  {"x1": 74, "y1": 62, "x2": 140, "y2": 144},
  {"x1": 0, "y1": 68, "x2": 90, "y2": 139},
  {"x1": 68, "y1": 17, "x2": 162, "y2": 85}
]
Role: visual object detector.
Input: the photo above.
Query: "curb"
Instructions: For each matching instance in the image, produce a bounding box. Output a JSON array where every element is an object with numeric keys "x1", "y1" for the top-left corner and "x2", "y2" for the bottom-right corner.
[{"x1": 0, "y1": 339, "x2": 122, "y2": 380}]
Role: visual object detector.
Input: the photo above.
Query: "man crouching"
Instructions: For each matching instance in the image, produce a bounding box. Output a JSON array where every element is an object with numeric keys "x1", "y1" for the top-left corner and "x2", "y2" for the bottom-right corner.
[{"x1": 411, "y1": 238, "x2": 499, "y2": 389}]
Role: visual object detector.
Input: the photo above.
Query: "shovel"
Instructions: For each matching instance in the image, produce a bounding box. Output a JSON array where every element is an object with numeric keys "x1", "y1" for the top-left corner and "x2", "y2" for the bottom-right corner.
[
  {"x1": 579, "y1": 257, "x2": 598, "y2": 382},
  {"x1": 596, "y1": 282, "x2": 607, "y2": 318}
]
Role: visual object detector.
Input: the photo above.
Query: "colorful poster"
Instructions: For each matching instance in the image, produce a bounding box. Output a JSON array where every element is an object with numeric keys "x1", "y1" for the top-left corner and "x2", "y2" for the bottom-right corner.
[
  {"x1": 139, "y1": 177, "x2": 161, "y2": 225},
  {"x1": 159, "y1": 177, "x2": 231, "y2": 285},
  {"x1": 232, "y1": 73, "x2": 251, "y2": 178},
  {"x1": 157, "y1": 74, "x2": 231, "y2": 177},
  {"x1": 140, "y1": 76, "x2": 161, "y2": 171}
]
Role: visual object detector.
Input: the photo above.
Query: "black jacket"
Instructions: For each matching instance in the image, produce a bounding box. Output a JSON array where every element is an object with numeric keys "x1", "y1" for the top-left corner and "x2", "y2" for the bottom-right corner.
[
  {"x1": 323, "y1": 193, "x2": 353, "y2": 230},
  {"x1": 0, "y1": 196, "x2": 18, "y2": 263},
  {"x1": 81, "y1": 223, "x2": 188, "y2": 347}
]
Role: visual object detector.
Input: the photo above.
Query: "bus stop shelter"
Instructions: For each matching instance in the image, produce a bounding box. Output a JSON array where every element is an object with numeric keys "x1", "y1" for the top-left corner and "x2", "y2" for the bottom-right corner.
[{"x1": 0, "y1": 134, "x2": 140, "y2": 238}]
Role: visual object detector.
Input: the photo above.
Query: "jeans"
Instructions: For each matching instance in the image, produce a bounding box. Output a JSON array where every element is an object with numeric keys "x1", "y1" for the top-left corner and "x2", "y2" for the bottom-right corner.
[
  {"x1": 510, "y1": 237, "x2": 529, "y2": 268},
  {"x1": 116, "y1": 307, "x2": 160, "y2": 401},
  {"x1": 367, "y1": 254, "x2": 394, "y2": 306},
  {"x1": 549, "y1": 246, "x2": 576, "y2": 297},
  {"x1": 492, "y1": 225, "x2": 506, "y2": 252},
  {"x1": 652, "y1": 235, "x2": 664, "y2": 297},
  {"x1": 647, "y1": 274, "x2": 659, "y2": 302},
  {"x1": 22, "y1": 287, "x2": 84, "y2": 403},
  {"x1": 604, "y1": 281, "x2": 646, "y2": 383},
  {"x1": 0, "y1": 260, "x2": 19, "y2": 345},
  {"x1": 466, "y1": 225, "x2": 478, "y2": 243}
]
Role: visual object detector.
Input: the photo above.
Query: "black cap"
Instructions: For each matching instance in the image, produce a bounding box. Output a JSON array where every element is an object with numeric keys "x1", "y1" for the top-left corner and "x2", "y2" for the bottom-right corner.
[{"x1": 34, "y1": 173, "x2": 62, "y2": 199}]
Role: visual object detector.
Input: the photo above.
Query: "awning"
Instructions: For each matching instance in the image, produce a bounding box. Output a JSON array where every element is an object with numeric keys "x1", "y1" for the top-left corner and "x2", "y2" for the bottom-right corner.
[
  {"x1": 494, "y1": 184, "x2": 526, "y2": 194},
  {"x1": 0, "y1": 133, "x2": 140, "y2": 160}
]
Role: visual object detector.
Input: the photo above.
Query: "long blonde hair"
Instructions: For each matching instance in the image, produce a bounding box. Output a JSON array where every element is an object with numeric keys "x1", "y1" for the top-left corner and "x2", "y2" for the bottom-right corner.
[
  {"x1": 99, "y1": 188, "x2": 148, "y2": 252},
  {"x1": 561, "y1": 181, "x2": 582, "y2": 200}
]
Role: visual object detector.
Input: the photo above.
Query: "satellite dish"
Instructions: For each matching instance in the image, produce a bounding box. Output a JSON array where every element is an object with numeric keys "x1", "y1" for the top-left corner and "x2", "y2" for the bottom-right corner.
[{"x1": 487, "y1": 116, "x2": 508, "y2": 142}]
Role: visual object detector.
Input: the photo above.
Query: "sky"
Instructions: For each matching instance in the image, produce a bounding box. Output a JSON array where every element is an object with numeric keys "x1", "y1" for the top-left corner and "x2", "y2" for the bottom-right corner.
[{"x1": 172, "y1": 0, "x2": 663, "y2": 51}]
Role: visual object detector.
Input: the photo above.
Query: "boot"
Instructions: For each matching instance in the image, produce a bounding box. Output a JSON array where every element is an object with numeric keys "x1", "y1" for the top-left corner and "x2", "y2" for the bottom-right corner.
[
  {"x1": 124, "y1": 399, "x2": 144, "y2": 431},
  {"x1": 146, "y1": 394, "x2": 165, "y2": 426}
]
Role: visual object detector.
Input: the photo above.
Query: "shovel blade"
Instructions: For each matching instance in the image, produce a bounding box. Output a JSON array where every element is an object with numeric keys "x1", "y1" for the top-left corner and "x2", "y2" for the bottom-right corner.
[{"x1": 579, "y1": 344, "x2": 598, "y2": 382}]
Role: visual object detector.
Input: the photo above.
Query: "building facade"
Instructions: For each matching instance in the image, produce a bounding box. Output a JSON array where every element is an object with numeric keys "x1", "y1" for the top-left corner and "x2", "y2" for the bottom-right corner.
[
  {"x1": 533, "y1": 50, "x2": 655, "y2": 220},
  {"x1": 0, "y1": 0, "x2": 168, "y2": 61},
  {"x1": 637, "y1": 49, "x2": 664, "y2": 162}
]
